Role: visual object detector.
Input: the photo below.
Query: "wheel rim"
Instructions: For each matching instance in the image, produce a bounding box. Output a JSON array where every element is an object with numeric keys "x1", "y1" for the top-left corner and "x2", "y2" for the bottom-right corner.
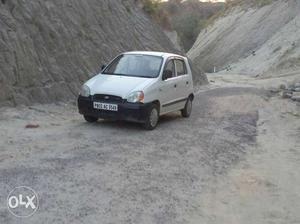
[
  {"x1": 149, "y1": 108, "x2": 158, "y2": 127},
  {"x1": 186, "y1": 99, "x2": 192, "y2": 115}
]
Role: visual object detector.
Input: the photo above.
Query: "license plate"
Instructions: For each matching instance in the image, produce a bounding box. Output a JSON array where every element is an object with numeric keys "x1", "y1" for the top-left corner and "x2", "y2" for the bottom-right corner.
[{"x1": 93, "y1": 102, "x2": 118, "y2": 111}]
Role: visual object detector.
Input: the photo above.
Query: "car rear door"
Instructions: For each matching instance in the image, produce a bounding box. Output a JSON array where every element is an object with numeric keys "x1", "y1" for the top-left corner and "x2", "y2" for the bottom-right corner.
[
  {"x1": 160, "y1": 59, "x2": 182, "y2": 114},
  {"x1": 174, "y1": 58, "x2": 190, "y2": 107}
]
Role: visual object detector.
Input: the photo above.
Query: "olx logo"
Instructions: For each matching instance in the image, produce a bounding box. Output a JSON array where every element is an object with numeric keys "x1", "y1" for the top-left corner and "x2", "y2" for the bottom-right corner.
[{"x1": 7, "y1": 186, "x2": 39, "y2": 218}]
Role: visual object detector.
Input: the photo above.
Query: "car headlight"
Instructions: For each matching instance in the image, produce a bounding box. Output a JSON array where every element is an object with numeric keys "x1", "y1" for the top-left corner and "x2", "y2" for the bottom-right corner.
[
  {"x1": 127, "y1": 91, "x2": 144, "y2": 103},
  {"x1": 80, "y1": 85, "x2": 90, "y2": 97}
]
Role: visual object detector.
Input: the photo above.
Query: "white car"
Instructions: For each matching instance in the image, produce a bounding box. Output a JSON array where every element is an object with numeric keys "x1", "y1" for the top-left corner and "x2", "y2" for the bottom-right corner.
[{"x1": 78, "y1": 51, "x2": 194, "y2": 130}]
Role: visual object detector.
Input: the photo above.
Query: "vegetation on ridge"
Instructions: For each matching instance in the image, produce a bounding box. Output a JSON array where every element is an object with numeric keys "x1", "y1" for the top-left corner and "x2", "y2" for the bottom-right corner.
[{"x1": 141, "y1": 0, "x2": 224, "y2": 52}]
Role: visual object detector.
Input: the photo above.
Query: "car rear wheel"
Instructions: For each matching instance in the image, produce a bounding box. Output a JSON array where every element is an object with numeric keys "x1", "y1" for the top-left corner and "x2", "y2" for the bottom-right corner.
[
  {"x1": 181, "y1": 97, "x2": 192, "y2": 118},
  {"x1": 84, "y1": 115, "x2": 98, "y2": 123},
  {"x1": 143, "y1": 104, "x2": 159, "y2": 130}
]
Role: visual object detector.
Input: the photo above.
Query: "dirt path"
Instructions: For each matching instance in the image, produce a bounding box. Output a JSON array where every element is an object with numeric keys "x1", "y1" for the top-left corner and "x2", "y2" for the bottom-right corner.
[{"x1": 0, "y1": 75, "x2": 299, "y2": 224}]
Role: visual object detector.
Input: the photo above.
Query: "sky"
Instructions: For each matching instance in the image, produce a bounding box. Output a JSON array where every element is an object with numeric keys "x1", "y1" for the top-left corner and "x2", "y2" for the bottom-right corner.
[
  {"x1": 161, "y1": 0, "x2": 226, "y2": 2},
  {"x1": 199, "y1": 0, "x2": 225, "y2": 1}
]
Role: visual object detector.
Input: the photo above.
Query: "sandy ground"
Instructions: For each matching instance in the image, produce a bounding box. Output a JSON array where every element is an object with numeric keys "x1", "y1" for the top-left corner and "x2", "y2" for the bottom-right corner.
[{"x1": 0, "y1": 74, "x2": 299, "y2": 224}]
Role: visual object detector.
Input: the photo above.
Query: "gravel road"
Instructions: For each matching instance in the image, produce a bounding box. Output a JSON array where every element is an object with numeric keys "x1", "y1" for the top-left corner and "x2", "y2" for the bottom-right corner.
[{"x1": 0, "y1": 78, "x2": 299, "y2": 223}]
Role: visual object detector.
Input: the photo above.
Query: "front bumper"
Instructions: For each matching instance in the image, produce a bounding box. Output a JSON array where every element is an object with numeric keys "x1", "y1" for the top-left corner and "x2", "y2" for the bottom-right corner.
[{"x1": 78, "y1": 95, "x2": 151, "y2": 123}]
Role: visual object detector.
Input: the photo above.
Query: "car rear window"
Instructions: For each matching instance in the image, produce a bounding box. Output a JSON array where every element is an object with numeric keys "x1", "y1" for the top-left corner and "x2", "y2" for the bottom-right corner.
[{"x1": 175, "y1": 59, "x2": 187, "y2": 76}]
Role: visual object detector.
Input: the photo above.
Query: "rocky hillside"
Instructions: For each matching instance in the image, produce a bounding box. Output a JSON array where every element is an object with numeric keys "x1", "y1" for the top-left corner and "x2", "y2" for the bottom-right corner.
[
  {"x1": 188, "y1": 0, "x2": 300, "y2": 76},
  {"x1": 0, "y1": 0, "x2": 205, "y2": 106},
  {"x1": 151, "y1": 0, "x2": 224, "y2": 52}
]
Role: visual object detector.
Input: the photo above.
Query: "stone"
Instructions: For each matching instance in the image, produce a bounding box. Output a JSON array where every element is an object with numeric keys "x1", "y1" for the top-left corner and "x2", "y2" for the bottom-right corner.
[
  {"x1": 294, "y1": 87, "x2": 300, "y2": 92},
  {"x1": 291, "y1": 96, "x2": 300, "y2": 102},
  {"x1": 281, "y1": 90, "x2": 293, "y2": 99},
  {"x1": 279, "y1": 84, "x2": 286, "y2": 90},
  {"x1": 292, "y1": 92, "x2": 300, "y2": 97},
  {"x1": 269, "y1": 88, "x2": 280, "y2": 93}
]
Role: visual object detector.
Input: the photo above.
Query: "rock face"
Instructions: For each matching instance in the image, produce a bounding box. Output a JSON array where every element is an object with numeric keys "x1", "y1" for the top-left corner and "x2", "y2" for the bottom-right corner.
[
  {"x1": 0, "y1": 0, "x2": 200, "y2": 106},
  {"x1": 163, "y1": 30, "x2": 183, "y2": 52},
  {"x1": 188, "y1": 0, "x2": 300, "y2": 76}
]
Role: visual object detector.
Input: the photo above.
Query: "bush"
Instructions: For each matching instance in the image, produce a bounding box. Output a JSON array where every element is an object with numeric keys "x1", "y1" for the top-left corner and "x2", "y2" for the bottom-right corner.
[
  {"x1": 174, "y1": 15, "x2": 205, "y2": 51},
  {"x1": 225, "y1": 0, "x2": 274, "y2": 8},
  {"x1": 141, "y1": 0, "x2": 224, "y2": 52},
  {"x1": 255, "y1": 0, "x2": 274, "y2": 7},
  {"x1": 142, "y1": 0, "x2": 160, "y2": 15}
]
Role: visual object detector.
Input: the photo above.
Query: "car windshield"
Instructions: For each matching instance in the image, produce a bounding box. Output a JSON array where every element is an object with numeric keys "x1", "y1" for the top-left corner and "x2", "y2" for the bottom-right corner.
[{"x1": 103, "y1": 54, "x2": 163, "y2": 78}]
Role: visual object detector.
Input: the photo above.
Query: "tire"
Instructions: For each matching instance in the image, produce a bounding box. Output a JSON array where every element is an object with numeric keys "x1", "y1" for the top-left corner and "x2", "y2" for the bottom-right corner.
[
  {"x1": 143, "y1": 104, "x2": 159, "y2": 130},
  {"x1": 181, "y1": 97, "x2": 192, "y2": 118},
  {"x1": 84, "y1": 115, "x2": 98, "y2": 123}
]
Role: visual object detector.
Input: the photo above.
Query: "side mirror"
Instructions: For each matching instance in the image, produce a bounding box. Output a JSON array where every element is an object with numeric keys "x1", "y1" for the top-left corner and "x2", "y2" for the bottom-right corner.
[
  {"x1": 162, "y1": 70, "x2": 173, "y2": 80},
  {"x1": 101, "y1": 64, "x2": 106, "y2": 71}
]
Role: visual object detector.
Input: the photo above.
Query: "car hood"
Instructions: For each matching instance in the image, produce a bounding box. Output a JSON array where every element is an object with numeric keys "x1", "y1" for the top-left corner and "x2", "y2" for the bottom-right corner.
[{"x1": 85, "y1": 74, "x2": 155, "y2": 98}]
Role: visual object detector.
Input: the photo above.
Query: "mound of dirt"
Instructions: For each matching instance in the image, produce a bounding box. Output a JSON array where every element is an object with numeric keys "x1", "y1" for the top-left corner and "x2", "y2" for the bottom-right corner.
[{"x1": 188, "y1": 0, "x2": 300, "y2": 76}]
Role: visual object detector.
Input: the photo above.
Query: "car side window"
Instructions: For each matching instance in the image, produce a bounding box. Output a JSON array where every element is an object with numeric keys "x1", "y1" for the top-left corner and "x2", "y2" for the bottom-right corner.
[
  {"x1": 175, "y1": 59, "x2": 187, "y2": 76},
  {"x1": 164, "y1": 60, "x2": 176, "y2": 78}
]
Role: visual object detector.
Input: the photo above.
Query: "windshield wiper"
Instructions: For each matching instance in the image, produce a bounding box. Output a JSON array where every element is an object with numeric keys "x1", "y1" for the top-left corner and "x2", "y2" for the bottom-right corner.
[
  {"x1": 103, "y1": 73, "x2": 156, "y2": 78},
  {"x1": 102, "y1": 73, "x2": 125, "y2": 76}
]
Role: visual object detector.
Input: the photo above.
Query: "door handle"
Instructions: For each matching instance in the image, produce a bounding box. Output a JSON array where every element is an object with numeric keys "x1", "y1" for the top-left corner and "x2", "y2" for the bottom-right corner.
[
  {"x1": 186, "y1": 81, "x2": 189, "y2": 85},
  {"x1": 174, "y1": 84, "x2": 177, "y2": 88}
]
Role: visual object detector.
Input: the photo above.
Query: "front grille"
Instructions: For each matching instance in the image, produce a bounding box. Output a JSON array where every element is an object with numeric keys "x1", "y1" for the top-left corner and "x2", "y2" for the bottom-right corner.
[{"x1": 92, "y1": 94, "x2": 124, "y2": 103}]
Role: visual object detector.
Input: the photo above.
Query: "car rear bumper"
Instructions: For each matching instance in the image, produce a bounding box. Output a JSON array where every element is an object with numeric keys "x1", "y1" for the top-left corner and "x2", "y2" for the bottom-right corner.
[{"x1": 78, "y1": 96, "x2": 151, "y2": 123}]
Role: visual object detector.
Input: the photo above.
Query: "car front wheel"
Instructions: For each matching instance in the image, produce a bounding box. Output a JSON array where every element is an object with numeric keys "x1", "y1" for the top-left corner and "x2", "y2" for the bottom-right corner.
[
  {"x1": 84, "y1": 115, "x2": 98, "y2": 123},
  {"x1": 143, "y1": 104, "x2": 159, "y2": 130},
  {"x1": 181, "y1": 97, "x2": 192, "y2": 118}
]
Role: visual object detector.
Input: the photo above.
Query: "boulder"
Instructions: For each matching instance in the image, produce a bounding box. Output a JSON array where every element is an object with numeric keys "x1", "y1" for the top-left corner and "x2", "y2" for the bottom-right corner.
[
  {"x1": 292, "y1": 92, "x2": 300, "y2": 97},
  {"x1": 281, "y1": 90, "x2": 293, "y2": 99},
  {"x1": 294, "y1": 87, "x2": 300, "y2": 92},
  {"x1": 294, "y1": 82, "x2": 300, "y2": 88},
  {"x1": 279, "y1": 84, "x2": 287, "y2": 90},
  {"x1": 291, "y1": 96, "x2": 300, "y2": 102},
  {"x1": 269, "y1": 88, "x2": 280, "y2": 93}
]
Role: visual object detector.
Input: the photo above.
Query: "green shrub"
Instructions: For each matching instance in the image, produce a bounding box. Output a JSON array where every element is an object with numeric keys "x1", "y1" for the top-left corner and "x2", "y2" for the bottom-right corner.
[
  {"x1": 255, "y1": 0, "x2": 274, "y2": 7},
  {"x1": 142, "y1": 0, "x2": 160, "y2": 15},
  {"x1": 226, "y1": 0, "x2": 275, "y2": 8},
  {"x1": 174, "y1": 16, "x2": 205, "y2": 51}
]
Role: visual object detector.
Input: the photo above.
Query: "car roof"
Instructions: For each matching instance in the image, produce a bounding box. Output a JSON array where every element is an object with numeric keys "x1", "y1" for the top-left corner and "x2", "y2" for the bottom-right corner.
[{"x1": 124, "y1": 51, "x2": 185, "y2": 59}]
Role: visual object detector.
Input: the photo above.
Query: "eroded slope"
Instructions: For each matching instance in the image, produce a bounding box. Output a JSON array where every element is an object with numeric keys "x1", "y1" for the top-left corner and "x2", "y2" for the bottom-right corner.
[
  {"x1": 0, "y1": 0, "x2": 178, "y2": 106},
  {"x1": 188, "y1": 0, "x2": 300, "y2": 76}
]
